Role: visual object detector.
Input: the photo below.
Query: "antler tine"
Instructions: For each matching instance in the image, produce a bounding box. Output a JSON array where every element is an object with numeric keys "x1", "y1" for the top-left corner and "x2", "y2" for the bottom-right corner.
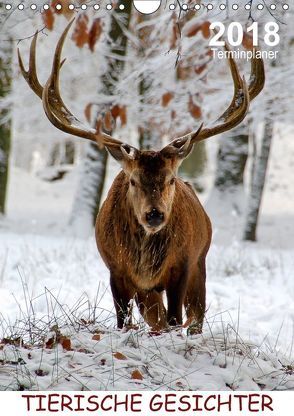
[
  {"x1": 42, "y1": 19, "x2": 105, "y2": 144},
  {"x1": 248, "y1": 47, "x2": 265, "y2": 101},
  {"x1": 17, "y1": 31, "x2": 43, "y2": 99},
  {"x1": 170, "y1": 41, "x2": 264, "y2": 147},
  {"x1": 18, "y1": 19, "x2": 121, "y2": 147},
  {"x1": 191, "y1": 41, "x2": 250, "y2": 143}
]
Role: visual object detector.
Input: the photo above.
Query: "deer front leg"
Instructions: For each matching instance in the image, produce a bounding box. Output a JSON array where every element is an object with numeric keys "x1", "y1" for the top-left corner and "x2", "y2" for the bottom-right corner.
[
  {"x1": 110, "y1": 273, "x2": 133, "y2": 329},
  {"x1": 184, "y1": 258, "x2": 206, "y2": 334},
  {"x1": 166, "y1": 262, "x2": 189, "y2": 326},
  {"x1": 136, "y1": 290, "x2": 167, "y2": 331}
]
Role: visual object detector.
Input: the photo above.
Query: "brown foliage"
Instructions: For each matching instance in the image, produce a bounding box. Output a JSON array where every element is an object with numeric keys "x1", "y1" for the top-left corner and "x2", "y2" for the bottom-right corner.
[
  {"x1": 72, "y1": 15, "x2": 89, "y2": 48},
  {"x1": 88, "y1": 18, "x2": 103, "y2": 52},
  {"x1": 170, "y1": 19, "x2": 180, "y2": 49},
  {"x1": 113, "y1": 352, "x2": 127, "y2": 360},
  {"x1": 186, "y1": 21, "x2": 211, "y2": 39},
  {"x1": 119, "y1": 106, "x2": 127, "y2": 126},
  {"x1": 103, "y1": 111, "x2": 114, "y2": 132},
  {"x1": 131, "y1": 369, "x2": 144, "y2": 380},
  {"x1": 188, "y1": 95, "x2": 202, "y2": 119},
  {"x1": 84, "y1": 103, "x2": 93, "y2": 123},
  {"x1": 42, "y1": 8, "x2": 55, "y2": 31},
  {"x1": 162, "y1": 92, "x2": 174, "y2": 107},
  {"x1": 51, "y1": 1, "x2": 75, "y2": 19},
  {"x1": 242, "y1": 33, "x2": 254, "y2": 50}
]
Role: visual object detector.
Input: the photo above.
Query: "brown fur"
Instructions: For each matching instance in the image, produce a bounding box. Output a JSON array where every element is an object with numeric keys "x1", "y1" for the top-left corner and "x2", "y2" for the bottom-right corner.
[{"x1": 96, "y1": 150, "x2": 212, "y2": 332}]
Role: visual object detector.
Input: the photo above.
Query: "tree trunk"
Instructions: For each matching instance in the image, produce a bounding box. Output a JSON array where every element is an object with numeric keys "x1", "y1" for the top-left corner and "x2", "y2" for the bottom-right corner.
[
  {"x1": 70, "y1": 4, "x2": 132, "y2": 234},
  {"x1": 243, "y1": 119, "x2": 274, "y2": 241},
  {"x1": 215, "y1": 125, "x2": 249, "y2": 191},
  {"x1": 180, "y1": 142, "x2": 207, "y2": 192},
  {"x1": 0, "y1": 38, "x2": 12, "y2": 215}
]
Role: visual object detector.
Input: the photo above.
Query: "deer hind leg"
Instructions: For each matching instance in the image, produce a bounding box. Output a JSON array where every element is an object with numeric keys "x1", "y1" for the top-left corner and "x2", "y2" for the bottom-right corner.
[
  {"x1": 184, "y1": 258, "x2": 206, "y2": 334},
  {"x1": 136, "y1": 290, "x2": 167, "y2": 331},
  {"x1": 110, "y1": 273, "x2": 134, "y2": 329}
]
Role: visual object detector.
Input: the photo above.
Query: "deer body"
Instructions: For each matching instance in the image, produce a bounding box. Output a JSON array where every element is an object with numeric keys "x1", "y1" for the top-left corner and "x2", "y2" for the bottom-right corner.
[
  {"x1": 96, "y1": 167, "x2": 212, "y2": 330},
  {"x1": 18, "y1": 20, "x2": 264, "y2": 333}
]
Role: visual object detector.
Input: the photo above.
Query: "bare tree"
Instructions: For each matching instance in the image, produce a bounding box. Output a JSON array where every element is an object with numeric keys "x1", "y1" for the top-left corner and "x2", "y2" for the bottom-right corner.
[{"x1": 243, "y1": 117, "x2": 273, "y2": 241}]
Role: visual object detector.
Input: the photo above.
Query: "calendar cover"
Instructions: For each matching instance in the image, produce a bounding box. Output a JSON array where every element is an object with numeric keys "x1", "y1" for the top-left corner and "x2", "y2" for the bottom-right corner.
[{"x1": 0, "y1": 0, "x2": 293, "y2": 414}]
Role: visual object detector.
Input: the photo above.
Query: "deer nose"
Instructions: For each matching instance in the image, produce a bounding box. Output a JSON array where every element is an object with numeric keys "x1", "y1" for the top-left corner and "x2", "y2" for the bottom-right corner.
[{"x1": 146, "y1": 208, "x2": 164, "y2": 227}]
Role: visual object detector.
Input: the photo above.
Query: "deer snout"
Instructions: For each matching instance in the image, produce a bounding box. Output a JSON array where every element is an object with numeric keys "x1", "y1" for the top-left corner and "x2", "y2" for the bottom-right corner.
[{"x1": 146, "y1": 208, "x2": 165, "y2": 228}]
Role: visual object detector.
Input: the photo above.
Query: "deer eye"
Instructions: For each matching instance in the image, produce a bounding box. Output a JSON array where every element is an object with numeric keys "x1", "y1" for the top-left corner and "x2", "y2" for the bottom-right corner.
[
  {"x1": 170, "y1": 178, "x2": 175, "y2": 185},
  {"x1": 130, "y1": 179, "x2": 136, "y2": 187}
]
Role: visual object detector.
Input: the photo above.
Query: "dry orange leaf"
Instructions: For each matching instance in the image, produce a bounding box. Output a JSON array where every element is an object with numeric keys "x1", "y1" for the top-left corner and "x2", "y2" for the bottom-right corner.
[
  {"x1": 195, "y1": 64, "x2": 207, "y2": 75},
  {"x1": 170, "y1": 21, "x2": 180, "y2": 49},
  {"x1": 162, "y1": 92, "x2": 174, "y2": 107},
  {"x1": 72, "y1": 15, "x2": 89, "y2": 48},
  {"x1": 42, "y1": 8, "x2": 55, "y2": 31},
  {"x1": 60, "y1": 336, "x2": 72, "y2": 351},
  {"x1": 119, "y1": 106, "x2": 127, "y2": 126},
  {"x1": 84, "y1": 103, "x2": 93, "y2": 123},
  {"x1": 189, "y1": 96, "x2": 202, "y2": 119},
  {"x1": 131, "y1": 369, "x2": 143, "y2": 380},
  {"x1": 113, "y1": 352, "x2": 127, "y2": 360},
  {"x1": 110, "y1": 104, "x2": 121, "y2": 120},
  {"x1": 45, "y1": 336, "x2": 55, "y2": 349},
  {"x1": 242, "y1": 33, "x2": 254, "y2": 50},
  {"x1": 103, "y1": 111, "x2": 113, "y2": 132},
  {"x1": 92, "y1": 334, "x2": 101, "y2": 341},
  {"x1": 95, "y1": 117, "x2": 103, "y2": 133},
  {"x1": 201, "y1": 21, "x2": 211, "y2": 39},
  {"x1": 88, "y1": 18, "x2": 103, "y2": 52},
  {"x1": 51, "y1": 0, "x2": 75, "y2": 19},
  {"x1": 186, "y1": 23, "x2": 202, "y2": 38}
]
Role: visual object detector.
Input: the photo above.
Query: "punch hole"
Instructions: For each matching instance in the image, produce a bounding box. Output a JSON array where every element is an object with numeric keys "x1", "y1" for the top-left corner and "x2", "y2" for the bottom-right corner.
[
  {"x1": 220, "y1": 4, "x2": 226, "y2": 10},
  {"x1": 169, "y1": 3, "x2": 176, "y2": 10},
  {"x1": 232, "y1": 4, "x2": 239, "y2": 10}
]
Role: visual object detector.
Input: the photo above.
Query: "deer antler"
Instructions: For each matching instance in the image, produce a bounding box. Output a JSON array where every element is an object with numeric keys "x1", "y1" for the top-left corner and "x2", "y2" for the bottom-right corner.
[
  {"x1": 167, "y1": 42, "x2": 265, "y2": 149},
  {"x1": 18, "y1": 19, "x2": 121, "y2": 147}
]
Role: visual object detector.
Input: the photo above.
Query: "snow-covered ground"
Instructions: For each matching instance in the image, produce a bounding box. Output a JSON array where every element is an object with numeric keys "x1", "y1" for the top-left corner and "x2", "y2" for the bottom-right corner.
[{"x1": 0, "y1": 126, "x2": 293, "y2": 391}]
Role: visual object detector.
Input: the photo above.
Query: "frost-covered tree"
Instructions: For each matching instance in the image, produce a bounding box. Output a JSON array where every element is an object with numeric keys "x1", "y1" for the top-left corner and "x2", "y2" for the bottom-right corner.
[
  {"x1": 0, "y1": 3, "x2": 13, "y2": 214},
  {"x1": 243, "y1": 7, "x2": 294, "y2": 241},
  {"x1": 70, "y1": 3, "x2": 132, "y2": 234}
]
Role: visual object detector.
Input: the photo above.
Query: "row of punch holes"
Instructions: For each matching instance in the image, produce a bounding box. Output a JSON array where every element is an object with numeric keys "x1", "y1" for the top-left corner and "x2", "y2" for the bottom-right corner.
[{"x1": 4, "y1": 3, "x2": 290, "y2": 11}]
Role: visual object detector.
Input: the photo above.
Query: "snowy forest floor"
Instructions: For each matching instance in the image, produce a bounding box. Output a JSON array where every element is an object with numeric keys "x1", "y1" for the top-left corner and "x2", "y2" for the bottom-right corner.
[{"x1": 0, "y1": 156, "x2": 293, "y2": 390}]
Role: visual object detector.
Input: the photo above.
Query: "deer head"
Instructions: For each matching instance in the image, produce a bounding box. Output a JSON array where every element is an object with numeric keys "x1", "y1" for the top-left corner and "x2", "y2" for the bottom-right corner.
[{"x1": 18, "y1": 20, "x2": 265, "y2": 234}]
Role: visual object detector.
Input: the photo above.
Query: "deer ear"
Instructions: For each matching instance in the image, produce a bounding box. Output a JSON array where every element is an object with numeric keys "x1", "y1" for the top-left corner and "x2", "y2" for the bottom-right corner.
[
  {"x1": 160, "y1": 124, "x2": 203, "y2": 161},
  {"x1": 105, "y1": 143, "x2": 139, "y2": 163},
  {"x1": 160, "y1": 136, "x2": 193, "y2": 160}
]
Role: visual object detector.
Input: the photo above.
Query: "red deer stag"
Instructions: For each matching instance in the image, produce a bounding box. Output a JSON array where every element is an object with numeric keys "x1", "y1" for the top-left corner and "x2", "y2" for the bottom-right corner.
[{"x1": 18, "y1": 21, "x2": 265, "y2": 333}]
